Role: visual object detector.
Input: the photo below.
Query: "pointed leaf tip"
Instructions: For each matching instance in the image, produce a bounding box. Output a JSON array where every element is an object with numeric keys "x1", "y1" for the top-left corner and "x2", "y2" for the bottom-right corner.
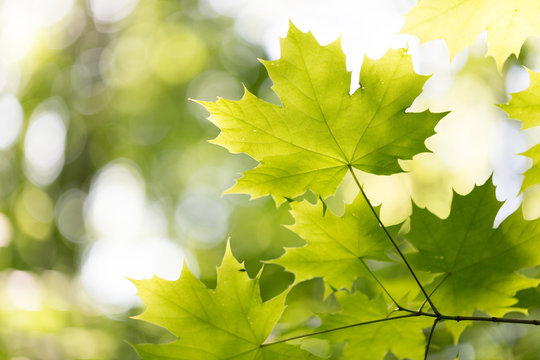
[{"x1": 130, "y1": 234, "x2": 310, "y2": 358}]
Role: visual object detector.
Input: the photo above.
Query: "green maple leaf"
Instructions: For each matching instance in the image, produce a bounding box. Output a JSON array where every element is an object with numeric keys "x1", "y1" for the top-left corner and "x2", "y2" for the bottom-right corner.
[
  {"x1": 131, "y1": 245, "x2": 315, "y2": 359},
  {"x1": 499, "y1": 69, "x2": 540, "y2": 192},
  {"x1": 405, "y1": 181, "x2": 540, "y2": 317},
  {"x1": 274, "y1": 195, "x2": 399, "y2": 291},
  {"x1": 314, "y1": 290, "x2": 432, "y2": 359},
  {"x1": 402, "y1": 0, "x2": 540, "y2": 69},
  {"x1": 197, "y1": 23, "x2": 444, "y2": 203}
]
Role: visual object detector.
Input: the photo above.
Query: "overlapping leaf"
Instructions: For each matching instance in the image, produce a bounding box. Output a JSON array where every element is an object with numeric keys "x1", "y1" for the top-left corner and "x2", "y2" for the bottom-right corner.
[
  {"x1": 274, "y1": 196, "x2": 399, "y2": 291},
  {"x1": 521, "y1": 145, "x2": 540, "y2": 193},
  {"x1": 405, "y1": 181, "x2": 540, "y2": 316},
  {"x1": 402, "y1": 0, "x2": 540, "y2": 69},
  {"x1": 314, "y1": 290, "x2": 431, "y2": 359},
  {"x1": 198, "y1": 24, "x2": 444, "y2": 203},
  {"x1": 500, "y1": 69, "x2": 540, "y2": 192},
  {"x1": 132, "y1": 246, "x2": 315, "y2": 359},
  {"x1": 500, "y1": 70, "x2": 540, "y2": 130}
]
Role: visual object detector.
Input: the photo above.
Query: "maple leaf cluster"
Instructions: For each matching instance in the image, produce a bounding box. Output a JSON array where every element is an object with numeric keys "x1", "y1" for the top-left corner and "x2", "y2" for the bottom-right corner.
[{"x1": 130, "y1": 2, "x2": 540, "y2": 359}]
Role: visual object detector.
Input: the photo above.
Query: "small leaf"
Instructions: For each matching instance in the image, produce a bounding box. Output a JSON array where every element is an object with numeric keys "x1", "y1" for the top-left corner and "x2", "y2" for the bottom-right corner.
[
  {"x1": 274, "y1": 195, "x2": 400, "y2": 291},
  {"x1": 132, "y1": 244, "x2": 316, "y2": 359}
]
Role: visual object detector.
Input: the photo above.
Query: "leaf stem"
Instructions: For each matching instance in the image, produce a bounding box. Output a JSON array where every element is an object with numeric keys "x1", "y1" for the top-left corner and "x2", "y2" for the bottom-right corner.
[
  {"x1": 392, "y1": 308, "x2": 540, "y2": 325},
  {"x1": 418, "y1": 273, "x2": 450, "y2": 313},
  {"x1": 398, "y1": 308, "x2": 437, "y2": 317},
  {"x1": 347, "y1": 165, "x2": 441, "y2": 316},
  {"x1": 437, "y1": 315, "x2": 540, "y2": 325},
  {"x1": 358, "y1": 257, "x2": 402, "y2": 309},
  {"x1": 424, "y1": 318, "x2": 439, "y2": 360},
  {"x1": 262, "y1": 308, "x2": 540, "y2": 349}
]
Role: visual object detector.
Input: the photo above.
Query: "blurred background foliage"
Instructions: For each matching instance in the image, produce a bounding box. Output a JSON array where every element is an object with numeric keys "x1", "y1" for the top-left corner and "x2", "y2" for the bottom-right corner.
[
  {"x1": 0, "y1": 0, "x2": 302, "y2": 358},
  {"x1": 0, "y1": 0, "x2": 539, "y2": 359}
]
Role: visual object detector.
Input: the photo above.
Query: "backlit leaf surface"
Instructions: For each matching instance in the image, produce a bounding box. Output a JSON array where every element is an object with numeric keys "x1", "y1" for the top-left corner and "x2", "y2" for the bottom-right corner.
[
  {"x1": 198, "y1": 24, "x2": 444, "y2": 202},
  {"x1": 132, "y1": 246, "x2": 315, "y2": 359},
  {"x1": 402, "y1": 0, "x2": 540, "y2": 68},
  {"x1": 500, "y1": 69, "x2": 540, "y2": 192},
  {"x1": 315, "y1": 291, "x2": 431, "y2": 359},
  {"x1": 274, "y1": 196, "x2": 399, "y2": 290},
  {"x1": 406, "y1": 181, "x2": 540, "y2": 316}
]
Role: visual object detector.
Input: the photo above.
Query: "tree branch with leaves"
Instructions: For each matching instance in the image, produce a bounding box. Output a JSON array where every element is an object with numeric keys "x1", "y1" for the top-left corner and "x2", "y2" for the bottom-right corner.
[{"x1": 129, "y1": 2, "x2": 540, "y2": 358}]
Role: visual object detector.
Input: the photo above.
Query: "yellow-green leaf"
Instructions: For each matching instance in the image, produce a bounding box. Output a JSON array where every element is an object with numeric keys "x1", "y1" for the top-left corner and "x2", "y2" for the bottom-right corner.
[
  {"x1": 315, "y1": 291, "x2": 431, "y2": 359},
  {"x1": 198, "y1": 23, "x2": 445, "y2": 203},
  {"x1": 521, "y1": 145, "x2": 540, "y2": 193},
  {"x1": 274, "y1": 195, "x2": 399, "y2": 291},
  {"x1": 499, "y1": 69, "x2": 540, "y2": 192},
  {"x1": 132, "y1": 245, "x2": 316, "y2": 359},
  {"x1": 402, "y1": 0, "x2": 540, "y2": 69}
]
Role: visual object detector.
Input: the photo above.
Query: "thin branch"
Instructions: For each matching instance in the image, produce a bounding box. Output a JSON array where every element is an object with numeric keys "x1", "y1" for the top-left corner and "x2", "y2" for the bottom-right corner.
[
  {"x1": 424, "y1": 318, "x2": 439, "y2": 360},
  {"x1": 261, "y1": 314, "x2": 418, "y2": 346},
  {"x1": 347, "y1": 165, "x2": 441, "y2": 316},
  {"x1": 261, "y1": 166, "x2": 540, "y2": 352},
  {"x1": 438, "y1": 315, "x2": 540, "y2": 325},
  {"x1": 418, "y1": 273, "x2": 451, "y2": 313},
  {"x1": 262, "y1": 311, "x2": 540, "y2": 348},
  {"x1": 359, "y1": 257, "x2": 402, "y2": 309},
  {"x1": 398, "y1": 308, "x2": 438, "y2": 318},
  {"x1": 397, "y1": 308, "x2": 540, "y2": 325}
]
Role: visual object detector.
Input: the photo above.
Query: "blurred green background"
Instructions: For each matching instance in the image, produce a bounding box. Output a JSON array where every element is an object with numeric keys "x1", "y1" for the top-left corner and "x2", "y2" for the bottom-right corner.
[
  {"x1": 0, "y1": 0, "x2": 539, "y2": 359},
  {"x1": 0, "y1": 0, "x2": 303, "y2": 358}
]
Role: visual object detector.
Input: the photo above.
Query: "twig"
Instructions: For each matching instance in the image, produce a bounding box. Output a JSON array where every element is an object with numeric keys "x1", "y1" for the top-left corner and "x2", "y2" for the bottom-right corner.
[
  {"x1": 437, "y1": 315, "x2": 540, "y2": 325},
  {"x1": 418, "y1": 273, "x2": 451, "y2": 313},
  {"x1": 424, "y1": 318, "x2": 439, "y2": 360},
  {"x1": 359, "y1": 257, "x2": 402, "y2": 310},
  {"x1": 347, "y1": 165, "x2": 441, "y2": 316},
  {"x1": 261, "y1": 314, "x2": 418, "y2": 346},
  {"x1": 261, "y1": 308, "x2": 540, "y2": 349}
]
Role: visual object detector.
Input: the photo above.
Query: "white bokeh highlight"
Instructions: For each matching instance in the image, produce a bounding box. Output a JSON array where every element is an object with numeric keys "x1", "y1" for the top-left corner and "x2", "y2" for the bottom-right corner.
[
  {"x1": 88, "y1": 0, "x2": 138, "y2": 23},
  {"x1": 23, "y1": 110, "x2": 67, "y2": 186},
  {"x1": 205, "y1": 0, "x2": 416, "y2": 91},
  {"x1": 0, "y1": 94, "x2": 24, "y2": 150},
  {"x1": 0, "y1": 0, "x2": 75, "y2": 63},
  {"x1": 82, "y1": 160, "x2": 185, "y2": 310},
  {"x1": 5, "y1": 270, "x2": 43, "y2": 311},
  {"x1": 175, "y1": 193, "x2": 229, "y2": 247}
]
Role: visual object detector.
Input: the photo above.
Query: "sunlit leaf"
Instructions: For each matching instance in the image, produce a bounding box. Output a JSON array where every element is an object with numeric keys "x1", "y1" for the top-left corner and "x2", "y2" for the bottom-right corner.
[
  {"x1": 500, "y1": 69, "x2": 540, "y2": 193},
  {"x1": 197, "y1": 23, "x2": 445, "y2": 203},
  {"x1": 315, "y1": 290, "x2": 431, "y2": 359},
  {"x1": 274, "y1": 195, "x2": 399, "y2": 290},
  {"x1": 406, "y1": 180, "x2": 540, "y2": 316},
  {"x1": 132, "y1": 245, "x2": 316, "y2": 359},
  {"x1": 402, "y1": 0, "x2": 540, "y2": 69}
]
